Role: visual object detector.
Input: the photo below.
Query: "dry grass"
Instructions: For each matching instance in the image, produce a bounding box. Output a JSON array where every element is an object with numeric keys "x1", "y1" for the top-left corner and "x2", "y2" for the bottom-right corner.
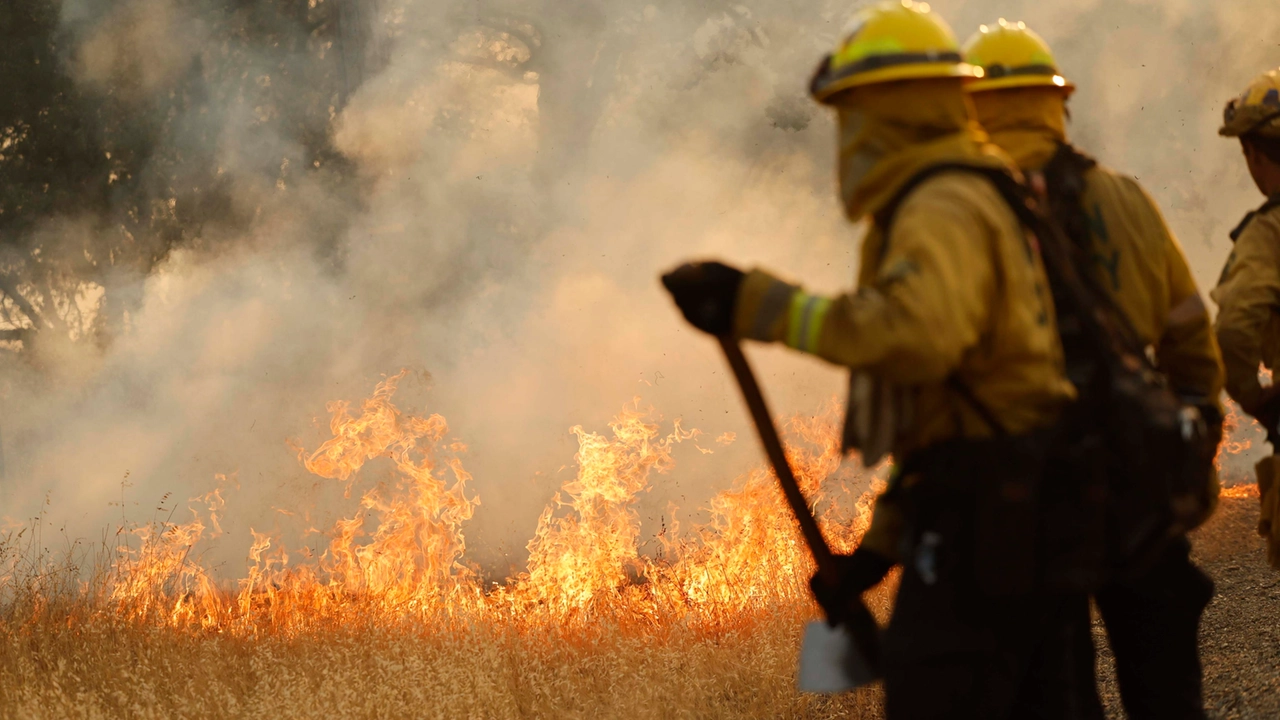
[
  {"x1": 0, "y1": 386, "x2": 891, "y2": 718},
  {"x1": 7, "y1": 495, "x2": 1271, "y2": 719},
  {"x1": 12, "y1": 498, "x2": 1280, "y2": 720},
  {"x1": 0, "y1": 593, "x2": 888, "y2": 719},
  {"x1": 4, "y1": 391, "x2": 1267, "y2": 719}
]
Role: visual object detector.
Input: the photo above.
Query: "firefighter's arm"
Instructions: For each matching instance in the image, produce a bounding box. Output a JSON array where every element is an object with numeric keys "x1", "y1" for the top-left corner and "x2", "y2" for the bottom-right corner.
[
  {"x1": 1156, "y1": 232, "x2": 1224, "y2": 405},
  {"x1": 733, "y1": 203, "x2": 992, "y2": 382},
  {"x1": 1212, "y1": 221, "x2": 1280, "y2": 416}
]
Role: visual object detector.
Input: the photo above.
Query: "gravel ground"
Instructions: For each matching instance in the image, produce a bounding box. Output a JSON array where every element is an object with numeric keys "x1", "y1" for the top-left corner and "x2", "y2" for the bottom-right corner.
[{"x1": 1093, "y1": 494, "x2": 1280, "y2": 719}]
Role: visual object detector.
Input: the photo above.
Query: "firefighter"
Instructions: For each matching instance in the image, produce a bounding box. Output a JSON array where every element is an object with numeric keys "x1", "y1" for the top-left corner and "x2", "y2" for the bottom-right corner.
[
  {"x1": 661, "y1": 3, "x2": 1100, "y2": 717},
  {"x1": 961, "y1": 20, "x2": 1224, "y2": 720},
  {"x1": 1212, "y1": 68, "x2": 1280, "y2": 570}
]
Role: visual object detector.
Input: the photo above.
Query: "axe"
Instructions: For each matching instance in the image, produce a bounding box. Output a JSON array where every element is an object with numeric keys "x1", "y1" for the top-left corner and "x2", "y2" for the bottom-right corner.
[{"x1": 716, "y1": 337, "x2": 881, "y2": 692}]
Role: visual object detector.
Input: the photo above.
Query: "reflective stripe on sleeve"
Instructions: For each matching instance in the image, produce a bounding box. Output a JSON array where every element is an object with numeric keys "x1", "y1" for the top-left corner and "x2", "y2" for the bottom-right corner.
[{"x1": 786, "y1": 292, "x2": 832, "y2": 354}]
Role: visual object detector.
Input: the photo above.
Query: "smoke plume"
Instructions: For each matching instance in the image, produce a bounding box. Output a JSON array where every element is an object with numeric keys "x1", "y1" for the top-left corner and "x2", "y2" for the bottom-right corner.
[{"x1": 2, "y1": 0, "x2": 1277, "y2": 573}]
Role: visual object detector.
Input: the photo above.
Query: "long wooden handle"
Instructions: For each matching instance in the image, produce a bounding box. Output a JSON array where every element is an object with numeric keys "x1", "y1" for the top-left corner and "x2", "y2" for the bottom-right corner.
[
  {"x1": 719, "y1": 337, "x2": 882, "y2": 673},
  {"x1": 717, "y1": 336, "x2": 838, "y2": 585}
]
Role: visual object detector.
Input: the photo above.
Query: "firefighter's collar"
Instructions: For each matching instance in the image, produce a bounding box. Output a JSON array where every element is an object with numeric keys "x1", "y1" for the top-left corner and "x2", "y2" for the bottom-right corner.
[{"x1": 1229, "y1": 194, "x2": 1280, "y2": 243}]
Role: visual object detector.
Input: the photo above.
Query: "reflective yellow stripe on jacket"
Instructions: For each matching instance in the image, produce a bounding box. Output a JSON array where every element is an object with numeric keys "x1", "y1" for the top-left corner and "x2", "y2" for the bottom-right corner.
[{"x1": 733, "y1": 169, "x2": 1073, "y2": 453}]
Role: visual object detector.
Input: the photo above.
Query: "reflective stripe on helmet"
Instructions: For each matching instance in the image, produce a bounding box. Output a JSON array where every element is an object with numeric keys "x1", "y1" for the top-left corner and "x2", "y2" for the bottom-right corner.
[
  {"x1": 810, "y1": 1, "x2": 975, "y2": 102},
  {"x1": 962, "y1": 19, "x2": 1073, "y2": 94},
  {"x1": 812, "y1": 50, "x2": 965, "y2": 97},
  {"x1": 981, "y1": 63, "x2": 1057, "y2": 80}
]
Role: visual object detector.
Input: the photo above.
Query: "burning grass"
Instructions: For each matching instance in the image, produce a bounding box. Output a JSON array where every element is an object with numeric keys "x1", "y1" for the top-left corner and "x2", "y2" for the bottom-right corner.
[
  {"x1": 0, "y1": 601, "x2": 889, "y2": 718},
  {"x1": 0, "y1": 371, "x2": 890, "y2": 718}
]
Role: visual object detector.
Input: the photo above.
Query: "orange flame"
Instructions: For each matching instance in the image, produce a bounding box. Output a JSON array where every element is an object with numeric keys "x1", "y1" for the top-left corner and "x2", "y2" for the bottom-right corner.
[
  {"x1": 518, "y1": 402, "x2": 695, "y2": 615},
  {"x1": 96, "y1": 373, "x2": 1276, "y2": 637},
  {"x1": 96, "y1": 373, "x2": 880, "y2": 637},
  {"x1": 1216, "y1": 402, "x2": 1253, "y2": 470},
  {"x1": 1216, "y1": 395, "x2": 1270, "y2": 492}
]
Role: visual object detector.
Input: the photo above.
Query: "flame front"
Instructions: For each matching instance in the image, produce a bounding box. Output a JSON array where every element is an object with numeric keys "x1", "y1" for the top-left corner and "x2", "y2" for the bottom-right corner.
[
  {"x1": 88, "y1": 375, "x2": 1270, "y2": 639},
  {"x1": 1216, "y1": 397, "x2": 1270, "y2": 488},
  {"x1": 94, "y1": 372, "x2": 884, "y2": 637}
]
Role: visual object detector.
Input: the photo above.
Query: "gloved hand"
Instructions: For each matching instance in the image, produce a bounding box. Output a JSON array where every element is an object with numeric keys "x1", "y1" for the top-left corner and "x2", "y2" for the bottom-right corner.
[
  {"x1": 660, "y1": 261, "x2": 745, "y2": 336},
  {"x1": 809, "y1": 546, "x2": 896, "y2": 625}
]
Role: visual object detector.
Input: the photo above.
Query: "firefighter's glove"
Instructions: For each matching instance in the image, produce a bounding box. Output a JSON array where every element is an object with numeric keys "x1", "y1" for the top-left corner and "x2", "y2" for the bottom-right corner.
[
  {"x1": 661, "y1": 262, "x2": 745, "y2": 336},
  {"x1": 809, "y1": 547, "x2": 896, "y2": 626}
]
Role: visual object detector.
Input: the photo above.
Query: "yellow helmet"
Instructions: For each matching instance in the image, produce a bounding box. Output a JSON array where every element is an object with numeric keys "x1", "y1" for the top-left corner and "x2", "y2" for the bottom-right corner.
[
  {"x1": 810, "y1": 0, "x2": 978, "y2": 104},
  {"x1": 962, "y1": 19, "x2": 1073, "y2": 95},
  {"x1": 1220, "y1": 69, "x2": 1280, "y2": 139}
]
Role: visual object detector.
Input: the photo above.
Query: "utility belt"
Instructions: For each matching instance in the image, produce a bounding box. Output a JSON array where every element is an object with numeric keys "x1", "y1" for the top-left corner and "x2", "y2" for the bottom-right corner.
[
  {"x1": 1091, "y1": 387, "x2": 1221, "y2": 578},
  {"x1": 892, "y1": 422, "x2": 1108, "y2": 599}
]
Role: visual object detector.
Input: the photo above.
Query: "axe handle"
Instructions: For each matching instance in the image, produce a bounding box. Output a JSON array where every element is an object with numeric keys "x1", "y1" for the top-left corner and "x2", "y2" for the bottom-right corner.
[
  {"x1": 718, "y1": 337, "x2": 883, "y2": 675},
  {"x1": 717, "y1": 336, "x2": 839, "y2": 584}
]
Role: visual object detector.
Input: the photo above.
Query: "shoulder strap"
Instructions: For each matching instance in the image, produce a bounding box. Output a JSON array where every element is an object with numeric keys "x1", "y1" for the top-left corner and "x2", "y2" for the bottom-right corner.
[
  {"x1": 874, "y1": 162, "x2": 990, "y2": 245},
  {"x1": 872, "y1": 161, "x2": 1159, "y2": 436},
  {"x1": 1230, "y1": 194, "x2": 1280, "y2": 243},
  {"x1": 901, "y1": 161, "x2": 1162, "y2": 419},
  {"x1": 968, "y1": 165, "x2": 1151, "y2": 359},
  {"x1": 1041, "y1": 143, "x2": 1099, "y2": 250},
  {"x1": 947, "y1": 376, "x2": 1009, "y2": 437},
  {"x1": 873, "y1": 162, "x2": 1028, "y2": 438}
]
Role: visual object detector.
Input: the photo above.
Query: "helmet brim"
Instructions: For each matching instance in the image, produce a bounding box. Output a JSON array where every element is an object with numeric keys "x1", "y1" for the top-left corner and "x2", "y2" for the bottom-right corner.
[
  {"x1": 1221, "y1": 120, "x2": 1280, "y2": 139},
  {"x1": 814, "y1": 62, "x2": 980, "y2": 104},
  {"x1": 966, "y1": 74, "x2": 1074, "y2": 96}
]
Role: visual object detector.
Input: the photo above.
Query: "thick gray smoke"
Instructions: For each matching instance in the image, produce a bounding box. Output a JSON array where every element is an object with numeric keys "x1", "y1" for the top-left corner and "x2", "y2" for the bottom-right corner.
[{"x1": 2, "y1": 0, "x2": 1277, "y2": 573}]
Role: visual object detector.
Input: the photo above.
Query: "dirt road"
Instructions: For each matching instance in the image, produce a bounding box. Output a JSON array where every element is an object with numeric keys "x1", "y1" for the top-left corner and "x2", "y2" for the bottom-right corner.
[{"x1": 1094, "y1": 494, "x2": 1280, "y2": 719}]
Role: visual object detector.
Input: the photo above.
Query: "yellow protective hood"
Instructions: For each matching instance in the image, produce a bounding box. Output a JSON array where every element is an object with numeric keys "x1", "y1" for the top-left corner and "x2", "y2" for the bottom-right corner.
[
  {"x1": 970, "y1": 87, "x2": 1068, "y2": 171},
  {"x1": 836, "y1": 78, "x2": 1006, "y2": 220}
]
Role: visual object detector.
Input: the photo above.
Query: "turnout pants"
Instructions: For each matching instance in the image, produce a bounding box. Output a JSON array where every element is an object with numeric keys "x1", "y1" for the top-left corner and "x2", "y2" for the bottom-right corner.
[
  {"x1": 884, "y1": 434, "x2": 1105, "y2": 720},
  {"x1": 883, "y1": 560, "x2": 1104, "y2": 720},
  {"x1": 1095, "y1": 536, "x2": 1214, "y2": 720}
]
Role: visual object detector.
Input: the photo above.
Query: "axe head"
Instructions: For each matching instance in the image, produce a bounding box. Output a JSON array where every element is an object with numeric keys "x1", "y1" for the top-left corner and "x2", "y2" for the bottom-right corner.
[{"x1": 797, "y1": 620, "x2": 879, "y2": 693}]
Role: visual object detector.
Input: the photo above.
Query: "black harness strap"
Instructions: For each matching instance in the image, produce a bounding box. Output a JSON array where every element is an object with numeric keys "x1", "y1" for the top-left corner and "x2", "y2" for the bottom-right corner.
[
  {"x1": 1041, "y1": 143, "x2": 1099, "y2": 252},
  {"x1": 1230, "y1": 194, "x2": 1280, "y2": 242},
  {"x1": 871, "y1": 158, "x2": 1153, "y2": 439}
]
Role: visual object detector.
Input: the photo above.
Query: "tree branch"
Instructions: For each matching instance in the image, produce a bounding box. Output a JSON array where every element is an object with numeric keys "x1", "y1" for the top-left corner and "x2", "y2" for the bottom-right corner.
[{"x1": 0, "y1": 274, "x2": 47, "y2": 330}]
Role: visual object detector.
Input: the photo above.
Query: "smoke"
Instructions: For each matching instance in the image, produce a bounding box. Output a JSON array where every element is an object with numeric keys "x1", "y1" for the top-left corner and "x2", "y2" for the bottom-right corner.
[
  {"x1": 3, "y1": 0, "x2": 1278, "y2": 573},
  {"x1": 69, "y1": 0, "x2": 207, "y2": 99}
]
